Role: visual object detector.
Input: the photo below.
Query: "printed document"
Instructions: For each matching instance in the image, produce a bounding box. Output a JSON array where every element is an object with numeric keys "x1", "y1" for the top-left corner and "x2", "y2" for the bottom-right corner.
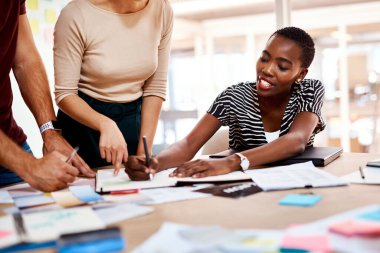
[{"x1": 245, "y1": 161, "x2": 347, "y2": 191}]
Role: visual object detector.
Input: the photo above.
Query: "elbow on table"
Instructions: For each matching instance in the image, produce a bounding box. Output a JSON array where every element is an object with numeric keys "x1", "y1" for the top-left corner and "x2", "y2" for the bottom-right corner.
[{"x1": 289, "y1": 134, "x2": 308, "y2": 155}]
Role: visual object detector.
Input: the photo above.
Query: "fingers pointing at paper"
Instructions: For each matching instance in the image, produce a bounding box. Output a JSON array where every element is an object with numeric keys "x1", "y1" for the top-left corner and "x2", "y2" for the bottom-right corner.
[
  {"x1": 170, "y1": 157, "x2": 239, "y2": 178},
  {"x1": 125, "y1": 156, "x2": 159, "y2": 181}
]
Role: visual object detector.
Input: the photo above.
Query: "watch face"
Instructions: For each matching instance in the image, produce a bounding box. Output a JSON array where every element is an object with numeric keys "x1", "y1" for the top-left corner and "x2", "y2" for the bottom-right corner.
[{"x1": 241, "y1": 159, "x2": 250, "y2": 170}]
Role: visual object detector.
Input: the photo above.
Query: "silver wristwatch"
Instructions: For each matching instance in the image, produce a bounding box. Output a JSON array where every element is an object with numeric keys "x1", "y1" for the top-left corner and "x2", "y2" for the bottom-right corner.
[{"x1": 235, "y1": 153, "x2": 250, "y2": 171}]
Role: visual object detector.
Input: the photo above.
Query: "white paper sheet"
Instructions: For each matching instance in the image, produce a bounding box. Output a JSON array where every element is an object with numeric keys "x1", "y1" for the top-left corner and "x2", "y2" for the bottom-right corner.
[
  {"x1": 0, "y1": 191, "x2": 13, "y2": 204},
  {"x1": 96, "y1": 169, "x2": 177, "y2": 192},
  {"x1": 245, "y1": 161, "x2": 347, "y2": 191},
  {"x1": 0, "y1": 215, "x2": 20, "y2": 249},
  {"x1": 96, "y1": 168, "x2": 251, "y2": 193},
  {"x1": 23, "y1": 206, "x2": 105, "y2": 242},
  {"x1": 95, "y1": 203, "x2": 153, "y2": 225},
  {"x1": 140, "y1": 186, "x2": 211, "y2": 205},
  {"x1": 341, "y1": 167, "x2": 380, "y2": 184},
  {"x1": 132, "y1": 222, "x2": 283, "y2": 253}
]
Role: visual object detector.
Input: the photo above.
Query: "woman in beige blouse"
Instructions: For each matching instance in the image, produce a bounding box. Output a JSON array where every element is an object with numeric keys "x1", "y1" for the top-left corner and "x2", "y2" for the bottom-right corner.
[{"x1": 54, "y1": 0, "x2": 173, "y2": 173}]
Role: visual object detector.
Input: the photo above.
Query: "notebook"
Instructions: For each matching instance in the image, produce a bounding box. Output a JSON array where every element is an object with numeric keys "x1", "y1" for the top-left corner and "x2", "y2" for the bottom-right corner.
[
  {"x1": 209, "y1": 147, "x2": 343, "y2": 167},
  {"x1": 273, "y1": 146, "x2": 343, "y2": 167}
]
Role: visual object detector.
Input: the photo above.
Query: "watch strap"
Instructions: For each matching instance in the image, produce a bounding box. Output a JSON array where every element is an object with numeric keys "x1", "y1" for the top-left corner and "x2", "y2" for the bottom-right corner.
[
  {"x1": 235, "y1": 152, "x2": 250, "y2": 171},
  {"x1": 39, "y1": 121, "x2": 60, "y2": 134}
]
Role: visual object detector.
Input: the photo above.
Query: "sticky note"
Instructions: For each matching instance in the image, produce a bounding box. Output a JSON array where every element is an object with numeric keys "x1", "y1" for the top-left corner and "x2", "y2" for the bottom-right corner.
[
  {"x1": 51, "y1": 191, "x2": 83, "y2": 207},
  {"x1": 281, "y1": 234, "x2": 330, "y2": 252},
  {"x1": 29, "y1": 19, "x2": 40, "y2": 34},
  {"x1": 279, "y1": 194, "x2": 321, "y2": 207},
  {"x1": 329, "y1": 219, "x2": 380, "y2": 237},
  {"x1": 69, "y1": 186, "x2": 104, "y2": 203},
  {"x1": 360, "y1": 210, "x2": 380, "y2": 222},
  {"x1": 45, "y1": 9, "x2": 57, "y2": 24},
  {"x1": 27, "y1": 0, "x2": 39, "y2": 10}
]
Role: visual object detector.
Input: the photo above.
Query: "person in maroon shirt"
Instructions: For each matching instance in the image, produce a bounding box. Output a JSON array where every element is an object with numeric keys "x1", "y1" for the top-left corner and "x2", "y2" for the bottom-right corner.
[{"x1": 0, "y1": 0, "x2": 95, "y2": 191}]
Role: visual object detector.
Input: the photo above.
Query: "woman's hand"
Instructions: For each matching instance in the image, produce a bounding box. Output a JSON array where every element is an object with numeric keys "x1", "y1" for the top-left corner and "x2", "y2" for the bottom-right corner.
[
  {"x1": 170, "y1": 156, "x2": 240, "y2": 178},
  {"x1": 99, "y1": 120, "x2": 128, "y2": 175},
  {"x1": 125, "y1": 156, "x2": 159, "y2": 181}
]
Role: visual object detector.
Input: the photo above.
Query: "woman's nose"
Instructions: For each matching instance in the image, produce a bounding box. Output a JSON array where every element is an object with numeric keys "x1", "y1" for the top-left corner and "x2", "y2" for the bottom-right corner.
[{"x1": 262, "y1": 63, "x2": 274, "y2": 77}]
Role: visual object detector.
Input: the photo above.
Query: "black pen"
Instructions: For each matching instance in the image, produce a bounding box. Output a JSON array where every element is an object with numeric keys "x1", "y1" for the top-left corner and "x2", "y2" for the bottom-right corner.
[
  {"x1": 66, "y1": 146, "x2": 79, "y2": 163},
  {"x1": 142, "y1": 136, "x2": 153, "y2": 180},
  {"x1": 359, "y1": 166, "x2": 365, "y2": 179}
]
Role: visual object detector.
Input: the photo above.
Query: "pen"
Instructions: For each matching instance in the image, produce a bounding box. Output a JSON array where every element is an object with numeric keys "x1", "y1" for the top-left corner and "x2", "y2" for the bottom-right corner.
[
  {"x1": 66, "y1": 146, "x2": 79, "y2": 163},
  {"x1": 359, "y1": 166, "x2": 365, "y2": 179},
  {"x1": 142, "y1": 136, "x2": 153, "y2": 180}
]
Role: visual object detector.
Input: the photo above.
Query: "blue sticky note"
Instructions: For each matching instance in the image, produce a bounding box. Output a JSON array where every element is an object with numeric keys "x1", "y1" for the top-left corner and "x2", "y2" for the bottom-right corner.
[
  {"x1": 279, "y1": 194, "x2": 321, "y2": 207},
  {"x1": 69, "y1": 186, "x2": 103, "y2": 203},
  {"x1": 359, "y1": 210, "x2": 380, "y2": 222}
]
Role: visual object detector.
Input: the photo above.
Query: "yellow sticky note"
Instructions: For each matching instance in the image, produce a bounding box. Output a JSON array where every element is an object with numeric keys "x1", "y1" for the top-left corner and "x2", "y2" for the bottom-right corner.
[
  {"x1": 29, "y1": 19, "x2": 40, "y2": 34},
  {"x1": 45, "y1": 9, "x2": 57, "y2": 24},
  {"x1": 27, "y1": 0, "x2": 39, "y2": 10}
]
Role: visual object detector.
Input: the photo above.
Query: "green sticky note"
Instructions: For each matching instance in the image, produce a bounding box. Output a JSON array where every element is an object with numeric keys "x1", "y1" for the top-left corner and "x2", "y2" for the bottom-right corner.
[{"x1": 279, "y1": 194, "x2": 321, "y2": 207}]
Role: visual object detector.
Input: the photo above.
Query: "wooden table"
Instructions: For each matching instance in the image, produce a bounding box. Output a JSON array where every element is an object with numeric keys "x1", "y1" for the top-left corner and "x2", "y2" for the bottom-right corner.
[
  {"x1": 121, "y1": 152, "x2": 380, "y2": 252},
  {"x1": 1, "y1": 152, "x2": 380, "y2": 252}
]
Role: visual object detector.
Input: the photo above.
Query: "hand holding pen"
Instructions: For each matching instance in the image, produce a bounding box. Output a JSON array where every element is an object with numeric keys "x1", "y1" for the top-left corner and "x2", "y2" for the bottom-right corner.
[
  {"x1": 66, "y1": 146, "x2": 79, "y2": 163},
  {"x1": 142, "y1": 136, "x2": 154, "y2": 180}
]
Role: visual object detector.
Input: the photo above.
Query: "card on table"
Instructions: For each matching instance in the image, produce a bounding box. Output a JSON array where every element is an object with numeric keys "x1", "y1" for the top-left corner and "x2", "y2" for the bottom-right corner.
[{"x1": 278, "y1": 194, "x2": 321, "y2": 207}]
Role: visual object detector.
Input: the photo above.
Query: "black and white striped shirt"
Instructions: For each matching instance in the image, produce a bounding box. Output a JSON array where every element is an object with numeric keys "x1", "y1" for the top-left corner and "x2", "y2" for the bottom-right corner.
[{"x1": 207, "y1": 79, "x2": 326, "y2": 152}]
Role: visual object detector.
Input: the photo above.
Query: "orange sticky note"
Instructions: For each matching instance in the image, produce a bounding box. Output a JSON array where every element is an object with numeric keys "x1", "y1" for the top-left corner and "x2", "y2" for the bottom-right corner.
[
  {"x1": 51, "y1": 191, "x2": 83, "y2": 207},
  {"x1": 329, "y1": 220, "x2": 380, "y2": 237},
  {"x1": 281, "y1": 234, "x2": 331, "y2": 252}
]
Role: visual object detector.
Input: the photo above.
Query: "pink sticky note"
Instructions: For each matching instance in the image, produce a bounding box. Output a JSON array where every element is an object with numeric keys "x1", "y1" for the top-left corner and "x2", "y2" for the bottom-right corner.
[
  {"x1": 0, "y1": 230, "x2": 13, "y2": 238},
  {"x1": 329, "y1": 220, "x2": 380, "y2": 237},
  {"x1": 282, "y1": 234, "x2": 330, "y2": 253}
]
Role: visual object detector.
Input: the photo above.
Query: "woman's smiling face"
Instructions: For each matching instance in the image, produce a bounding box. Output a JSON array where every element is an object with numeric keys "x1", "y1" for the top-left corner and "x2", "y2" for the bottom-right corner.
[{"x1": 256, "y1": 34, "x2": 308, "y2": 98}]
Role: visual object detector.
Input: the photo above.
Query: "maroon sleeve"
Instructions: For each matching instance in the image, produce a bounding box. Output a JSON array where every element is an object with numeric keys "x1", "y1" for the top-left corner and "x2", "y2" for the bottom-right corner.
[{"x1": 20, "y1": 0, "x2": 26, "y2": 15}]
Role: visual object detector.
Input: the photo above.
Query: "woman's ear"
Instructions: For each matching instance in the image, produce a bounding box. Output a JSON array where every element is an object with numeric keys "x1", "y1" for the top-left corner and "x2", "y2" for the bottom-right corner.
[{"x1": 296, "y1": 68, "x2": 308, "y2": 84}]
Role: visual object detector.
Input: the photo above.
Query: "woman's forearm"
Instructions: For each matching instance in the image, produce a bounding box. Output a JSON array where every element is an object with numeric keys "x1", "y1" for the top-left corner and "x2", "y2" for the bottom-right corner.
[
  {"x1": 58, "y1": 95, "x2": 113, "y2": 131},
  {"x1": 136, "y1": 96, "x2": 164, "y2": 156}
]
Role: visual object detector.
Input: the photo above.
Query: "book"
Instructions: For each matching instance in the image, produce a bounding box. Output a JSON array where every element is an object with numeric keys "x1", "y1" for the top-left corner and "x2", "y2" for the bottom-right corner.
[
  {"x1": 244, "y1": 161, "x2": 347, "y2": 191},
  {"x1": 271, "y1": 147, "x2": 343, "y2": 167},
  {"x1": 95, "y1": 168, "x2": 252, "y2": 193},
  {"x1": 208, "y1": 147, "x2": 343, "y2": 167}
]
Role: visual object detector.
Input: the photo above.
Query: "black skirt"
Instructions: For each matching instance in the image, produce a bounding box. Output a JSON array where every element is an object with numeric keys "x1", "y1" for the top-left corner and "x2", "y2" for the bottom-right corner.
[{"x1": 57, "y1": 92, "x2": 142, "y2": 168}]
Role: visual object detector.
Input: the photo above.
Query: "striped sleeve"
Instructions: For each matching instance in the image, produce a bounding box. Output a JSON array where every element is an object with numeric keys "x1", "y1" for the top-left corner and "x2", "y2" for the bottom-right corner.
[
  {"x1": 299, "y1": 79, "x2": 326, "y2": 133},
  {"x1": 207, "y1": 87, "x2": 233, "y2": 126}
]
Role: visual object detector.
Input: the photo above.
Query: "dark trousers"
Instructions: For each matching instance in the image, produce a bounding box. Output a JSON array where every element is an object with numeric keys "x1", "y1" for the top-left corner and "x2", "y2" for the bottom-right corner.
[
  {"x1": 57, "y1": 92, "x2": 142, "y2": 168},
  {"x1": 0, "y1": 141, "x2": 33, "y2": 187}
]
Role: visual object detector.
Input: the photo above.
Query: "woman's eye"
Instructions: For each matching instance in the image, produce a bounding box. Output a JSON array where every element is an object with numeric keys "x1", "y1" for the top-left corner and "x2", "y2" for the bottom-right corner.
[
  {"x1": 260, "y1": 56, "x2": 269, "y2": 62},
  {"x1": 278, "y1": 65, "x2": 288, "y2": 71}
]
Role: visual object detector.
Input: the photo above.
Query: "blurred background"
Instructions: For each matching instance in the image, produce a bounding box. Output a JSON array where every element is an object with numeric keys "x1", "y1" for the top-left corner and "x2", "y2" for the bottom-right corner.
[{"x1": 11, "y1": 0, "x2": 380, "y2": 157}]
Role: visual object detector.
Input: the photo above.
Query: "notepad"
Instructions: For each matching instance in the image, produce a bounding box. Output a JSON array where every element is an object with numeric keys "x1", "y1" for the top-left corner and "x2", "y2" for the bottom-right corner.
[
  {"x1": 96, "y1": 168, "x2": 251, "y2": 193},
  {"x1": 341, "y1": 167, "x2": 380, "y2": 185},
  {"x1": 245, "y1": 161, "x2": 347, "y2": 191}
]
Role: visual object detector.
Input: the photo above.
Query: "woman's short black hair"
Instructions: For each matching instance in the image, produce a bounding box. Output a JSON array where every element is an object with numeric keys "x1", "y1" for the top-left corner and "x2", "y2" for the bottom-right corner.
[{"x1": 270, "y1": 26, "x2": 315, "y2": 68}]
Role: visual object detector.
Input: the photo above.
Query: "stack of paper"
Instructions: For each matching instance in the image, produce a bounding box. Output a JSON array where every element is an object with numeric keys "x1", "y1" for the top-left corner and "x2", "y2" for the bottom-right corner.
[
  {"x1": 96, "y1": 168, "x2": 251, "y2": 193},
  {"x1": 245, "y1": 161, "x2": 347, "y2": 191}
]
